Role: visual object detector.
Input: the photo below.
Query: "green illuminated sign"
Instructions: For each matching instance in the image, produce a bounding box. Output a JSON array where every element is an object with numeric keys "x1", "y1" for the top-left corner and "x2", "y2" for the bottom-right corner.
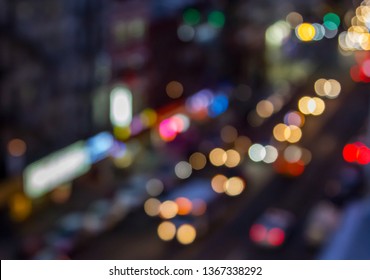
[{"x1": 24, "y1": 141, "x2": 91, "y2": 198}]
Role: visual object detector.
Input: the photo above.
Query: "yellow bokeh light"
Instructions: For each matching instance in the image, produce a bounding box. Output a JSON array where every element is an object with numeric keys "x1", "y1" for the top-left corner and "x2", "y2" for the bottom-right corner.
[
  {"x1": 9, "y1": 193, "x2": 32, "y2": 222},
  {"x1": 360, "y1": 33, "x2": 370, "y2": 50},
  {"x1": 225, "y1": 177, "x2": 245, "y2": 196},
  {"x1": 296, "y1": 23, "x2": 316, "y2": 42},
  {"x1": 350, "y1": 17, "x2": 363, "y2": 28},
  {"x1": 348, "y1": 25, "x2": 368, "y2": 34},
  {"x1": 325, "y1": 79, "x2": 341, "y2": 99},
  {"x1": 211, "y1": 174, "x2": 228, "y2": 193},
  {"x1": 144, "y1": 198, "x2": 161, "y2": 217},
  {"x1": 356, "y1": 6, "x2": 370, "y2": 23},
  {"x1": 113, "y1": 126, "x2": 131, "y2": 140},
  {"x1": 330, "y1": 80, "x2": 341, "y2": 92},
  {"x1": 323, "y1": 80, "x2": 332, "y2": 96},
  {"x1": 286, "y1": 125, "x2": 302, "y2": 143},
  {"x1": 189, "y1": 152, "x2": 207, "y2": 170},
  {"x1": 225, "y1": 149, "x2": 241, "y2": 168},
  {"x1": 140, "y1": 108, "x2": 157, "y2": 127},
  {"x1": 209, "y1": 148, "x2": 227, "y2": 166},
  {"x1": 157, "y1": 221, "x2": 176, "y2": 241},
  {"x1": 314, "y1": 79, "x2": 327, "y2": 97},
  {"x1": 347, "y1": 26, "x2": 368, "y2": 48},
  {"x1": 159, "y1": 200, "x2": 179, "y2": 219},
  {"x1": 299, "y1": 96, "x2": 326, "y2": 116},
  {"x1": 256, "y1": 100, "x2": 274, "y2": 118},
  {"x1": 307, "y1": 98, "x2": 317, "y2": 114},
  {"x1": 339, "y1": 31, "x2": 352, "y2": 52},
  {"x1": 176, "y1": 224, "x2": 197, "y2": 245},
  {"x1": 284, "y1": 125, "x2": 292, "y2": 140},
  {"x1": 345, "y1": 31, "x2": 356, "y2": 50},
  {"x1": 298, "y1": 96, "x2": 312, "y2": 115},
  {"x1": 311, "y1": 97, "x2": 325, "y2": 115},
  {"x1": 273, "y1": 123, "x2": 289, "y2": 142}
]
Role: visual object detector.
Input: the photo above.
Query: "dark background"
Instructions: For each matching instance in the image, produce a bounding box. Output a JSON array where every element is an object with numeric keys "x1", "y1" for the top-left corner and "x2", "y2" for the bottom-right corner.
[{"x1": 0, "y1": 0, "x2": 369, "y2": 260}]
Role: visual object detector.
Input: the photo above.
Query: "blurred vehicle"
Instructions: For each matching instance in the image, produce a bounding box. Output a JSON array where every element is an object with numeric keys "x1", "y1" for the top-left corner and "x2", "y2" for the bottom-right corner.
[
  {"x1": 304, "y1": 201, "x2": 340, "y2": 247},
  {"x1": 249, "y1": 208, "x2": 295, "y2": 248}
]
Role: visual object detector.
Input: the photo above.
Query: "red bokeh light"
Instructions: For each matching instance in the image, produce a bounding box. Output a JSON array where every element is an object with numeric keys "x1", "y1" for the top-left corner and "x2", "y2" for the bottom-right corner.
[
  {"x1": 273, "y1": 158, "x2": 305, "y2": 177},
  {"x1": 343, "y1": 142, "x2": 370, "y2": 165},
  {"x1": 343, "y1": 143, "x2": 359, "y2": 163},
  {"x1": 357, "y1": 146, "x2": 370, "y2": 165},
  {"x1": 249, "y1": 224, "x2": 267, "y2": 243},
  {"x1": 267, "y1": 228, "x2": 285, "y2": 247},
  {"x1": 350, "y1": 66, "x2": 362, "y2": 83},
  {"x1": 350, "y1": 52, "x2": 370, "y2": 83},
  {"x1": 175, "y1": 197, "x2": 193, "y2": 216},
  {"x1": 286, "y1": 160, "x2": 305, "y2": 176}
]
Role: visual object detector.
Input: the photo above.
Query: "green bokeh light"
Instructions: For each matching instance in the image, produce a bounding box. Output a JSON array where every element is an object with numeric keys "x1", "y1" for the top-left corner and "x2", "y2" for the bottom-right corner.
[
  {"x1": 323, "y1": 20, "x2": 338, "y2": 31},
  {"x1": 208, "y1": 11, "x2": 225, "y2": 28},
  {"x1": 323, "y1": 13, "x2": 340, "y2": 28},
  {"x1": 183, "y1": 8, "x2": 201, "y2": 25}
]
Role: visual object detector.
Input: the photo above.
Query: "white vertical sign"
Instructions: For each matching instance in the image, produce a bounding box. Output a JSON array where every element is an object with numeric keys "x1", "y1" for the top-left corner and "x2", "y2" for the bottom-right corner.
[{"x1": 110, "y1": 85, "x2": 133, "y2": 127}]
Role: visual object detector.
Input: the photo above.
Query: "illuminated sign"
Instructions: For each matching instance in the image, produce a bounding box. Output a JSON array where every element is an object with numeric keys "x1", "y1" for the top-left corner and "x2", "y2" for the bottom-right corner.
[
  {"x1": 24, "y1": 142, "x2": 91, "y2": 198},
  {"x1": 110, "y1": 85, "x2": 133, "y2": 127},
  {"x1": 86, "y1": 132, "x2": 114, "y2": 163}
]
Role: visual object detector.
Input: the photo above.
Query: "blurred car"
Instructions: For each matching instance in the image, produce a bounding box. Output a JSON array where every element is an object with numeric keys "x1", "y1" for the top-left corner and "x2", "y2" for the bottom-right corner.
[
  {"x1": 304, "y1": 201, "x2": 340, "y2": 247},
  {"x1": 249, "y1": 208, "x2": 295, "y2": 248}
]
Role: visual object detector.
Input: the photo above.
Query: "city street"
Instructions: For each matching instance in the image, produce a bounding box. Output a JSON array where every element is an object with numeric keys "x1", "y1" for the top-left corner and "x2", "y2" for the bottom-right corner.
[{"x1": 1, "y1": 0, "x2": 370, "y2": 260}]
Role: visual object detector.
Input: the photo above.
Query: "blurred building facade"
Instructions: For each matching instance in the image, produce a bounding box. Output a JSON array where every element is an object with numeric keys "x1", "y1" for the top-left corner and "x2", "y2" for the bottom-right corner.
[{"x1": 0, "y1": 0, "x2": 106, "y2": 179}]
